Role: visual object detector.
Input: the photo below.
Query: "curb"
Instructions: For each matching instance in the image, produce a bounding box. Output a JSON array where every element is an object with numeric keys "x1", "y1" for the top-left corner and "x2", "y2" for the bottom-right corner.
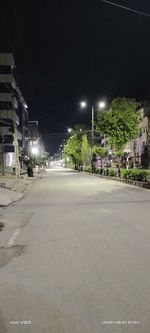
[
  {"x1": 0, "y1": 172, "x2": 45, "y2": 208},
  {"x1": 78, "y1": 171, "x2": 150, "y2": 190}
]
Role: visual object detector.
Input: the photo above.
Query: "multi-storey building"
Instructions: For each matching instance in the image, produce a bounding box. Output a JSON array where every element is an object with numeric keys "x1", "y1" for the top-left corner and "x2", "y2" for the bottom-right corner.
[
  {"x1": 28, "y1": 121, "x2": 39, "y2": 142},
  {"x1": 124, "y1": 101, "x2": 150, "y2": 168},
  {"x1": 28, "y1": 120, "x2": 39, "y2": 155},
  {"x1": 28, "y1": 121, "x2": 46, "y2": 157},
  {"x1": 0, "y1": 53, "x2": 28, "y2": 174},
  {"x1": 97, "y1": 100, "x2": 150, "y2": 169}
]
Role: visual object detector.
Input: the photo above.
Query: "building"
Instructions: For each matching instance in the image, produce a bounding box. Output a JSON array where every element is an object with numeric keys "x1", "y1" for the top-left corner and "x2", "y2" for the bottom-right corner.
[
  {"x1": 28, "y1": 121, "x2": 46, "y2": 157},
  {"x1": 28, "y1": 121, "x2": 39, "y2": 142},
  {"x1": 123, "y1": 101, "x2": 150, "y2": 168},
  {"x1": 28, "y1": 121, "x2": 39, "y2": 155},
  {"x1": 0, "y1": 53, "x2": 28, "y2": 174},
  {"x1": 95, "y1": 99, "x2": 150, "y2": 169}
]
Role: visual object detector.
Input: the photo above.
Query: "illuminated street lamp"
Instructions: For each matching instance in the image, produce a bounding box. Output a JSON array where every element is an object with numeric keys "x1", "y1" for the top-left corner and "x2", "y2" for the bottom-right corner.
[
  {"x1": 80, "y1": 101, "x2": 87, "y2": 108},
  {"x1": 31, "y1": 146, "x2": 39, "y2": 156},
  {"x1": 80, "y1": 100, "x2": 106, "y2": 146},
  {"x1": 98, "y1": 101, "x2": 106, "y2": 109},
  {"x1": 68, "y1": 128, "x2": 72, "y2": 133}
]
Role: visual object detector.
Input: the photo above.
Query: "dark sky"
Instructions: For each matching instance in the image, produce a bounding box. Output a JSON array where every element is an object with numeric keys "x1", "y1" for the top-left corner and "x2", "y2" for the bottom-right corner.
[{"x1": 1, "y1": 0, "x2": 150, "y2": 153}]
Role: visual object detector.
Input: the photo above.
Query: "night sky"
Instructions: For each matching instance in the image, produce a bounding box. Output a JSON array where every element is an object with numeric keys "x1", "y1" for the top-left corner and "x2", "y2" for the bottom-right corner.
[{"x1": 1, "y1": 0, "x2": 150, "y2": 153}]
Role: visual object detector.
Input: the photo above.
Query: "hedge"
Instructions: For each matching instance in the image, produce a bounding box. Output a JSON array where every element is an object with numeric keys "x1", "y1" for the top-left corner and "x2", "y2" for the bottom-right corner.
[
  {"x1": 83, "y1": 166, "x2": 150, "y2": 182},
  {"x1": 120, "y1": 169, "x2": 148, "y2": 181}
]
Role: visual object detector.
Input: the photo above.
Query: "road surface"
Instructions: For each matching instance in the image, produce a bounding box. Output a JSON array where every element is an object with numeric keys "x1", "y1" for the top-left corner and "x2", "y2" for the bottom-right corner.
[{"x1": 0, "y1": 167, "x2": 150, "y2": 333}]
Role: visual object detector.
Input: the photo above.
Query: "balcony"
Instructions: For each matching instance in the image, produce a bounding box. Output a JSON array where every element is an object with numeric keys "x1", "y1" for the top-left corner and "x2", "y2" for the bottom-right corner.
[
  {"x1": 0, "y1": 110, "x2": 19, "y2": 125},
  {"x1": 0, "y1": 74, "x2": 16, "y2": 87},
  {"x1": 0, "y1": 53, "x2": 15, "y2": 67},
  {"x1": 0, "y1": 93, "x2": 18, "y2": 109}
]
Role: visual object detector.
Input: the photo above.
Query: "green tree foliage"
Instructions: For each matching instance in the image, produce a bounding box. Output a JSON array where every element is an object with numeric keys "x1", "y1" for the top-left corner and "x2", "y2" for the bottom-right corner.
[
  {"x1": 73, "y1": 124, "x2": 91, "y2": 143},
  {"x1": 64, "y1": 124, "x2": 90, "y2": 166},
  {"x1": 64, "y1": 134, "x2": 82, "y2": 165},
  {"x1": 81, "y1": 134, "x2": 91, "y2": 165},
  {"x1": 92, "y1": 146, "x2": 109, "y2": 158},
  {"x1": 95, "y1": 98, "x2": 141, "y2": 152}
]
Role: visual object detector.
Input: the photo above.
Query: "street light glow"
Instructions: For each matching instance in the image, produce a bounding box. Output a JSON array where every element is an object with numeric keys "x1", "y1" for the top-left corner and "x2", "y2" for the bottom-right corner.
[
  {"x1": 80, "y1": 101, "x2": 87, "y2": 108},
  {"x1": 68, "y1": 128, "x2": 72, "y2": 133},
  {"x1": 98, "y1": 101, "x2": 106, "y2": 109},
  {"x1": 31, "y1": 146, "x2": 39, "y2": 155}
]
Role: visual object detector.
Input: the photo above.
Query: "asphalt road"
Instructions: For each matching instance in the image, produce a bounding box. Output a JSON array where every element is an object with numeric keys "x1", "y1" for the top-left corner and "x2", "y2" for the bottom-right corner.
[{"x1": 0, "y1": 167, "x2": 150, "y2": 333}]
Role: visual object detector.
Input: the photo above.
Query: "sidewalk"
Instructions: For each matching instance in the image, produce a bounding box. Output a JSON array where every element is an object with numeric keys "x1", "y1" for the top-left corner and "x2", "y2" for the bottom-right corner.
[
  {"x1": 0, "y1": 174, "x2": 32, "y2": 195},
  {"x1": 0, "y1": 187, "x2": 23, "y2": 207},
  {"x1": 0, "y1": 168, "x2": 46, "y2": 207}
]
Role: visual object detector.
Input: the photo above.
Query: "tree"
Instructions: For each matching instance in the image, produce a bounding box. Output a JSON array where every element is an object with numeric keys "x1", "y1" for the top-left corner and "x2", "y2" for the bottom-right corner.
[
  {"x1": 92, "y1": 146, "x2": 109, "y2": 172},
  {"x1": 92, "y1": 146, "x2": 109, "y2": 158},
  {"x1": 81, "y1": 134, "x2": 91, "y2": 166},
  {"x1": 64, "y1": 134, "x2": 82, "y2": 167},
  {"x1": 64, "y1": 124, "x2": 90, "y2": 168},
  {"x1": 73, "y1": 124, "x2": 91, "y2": 143},
  {"x1": 95, "y1": 98, "x2": 141, "y2": 152}
]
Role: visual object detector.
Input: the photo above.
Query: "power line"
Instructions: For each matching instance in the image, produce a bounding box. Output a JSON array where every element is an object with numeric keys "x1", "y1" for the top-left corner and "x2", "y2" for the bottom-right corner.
[
  {"x1": 100, "y1": 0, "x2": 150, "y2": 18},
  {"x1": 42, "y1": 129, "x2": 93, "y2": 136},
  {"x1": 42, "y1": 132, "x2": 70, "y2": 137},
  {"x1": 42, "y1": 111, "x2": 69, "y2": 130}
]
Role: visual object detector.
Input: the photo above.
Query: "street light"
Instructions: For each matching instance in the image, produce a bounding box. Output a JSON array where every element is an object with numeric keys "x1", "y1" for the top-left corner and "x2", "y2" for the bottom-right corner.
[
  {"x1": 31, "y1": 146, "x2": 39, "y2": 156},
  {"x1": 80, "y1": 101, "x2": 87, "y2": 108},
  {"x1": 98, "y1": 101, "x2": 106, "y2": 109},
  {"x1": 80, "y1": 100, "x2": 106, "y2": 147},
  {"x1": 68, "y1": 128, "x2": 72, "y2": 133}
]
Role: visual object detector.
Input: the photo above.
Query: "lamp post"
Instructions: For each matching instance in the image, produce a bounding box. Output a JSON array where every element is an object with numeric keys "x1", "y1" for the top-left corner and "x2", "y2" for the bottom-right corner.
[
  {"x1": 31, "y1": 146, "x2": 39, "y2": 156},
  {"x1": 80, "y1": 100, "x2": 106, "y2": 147}
]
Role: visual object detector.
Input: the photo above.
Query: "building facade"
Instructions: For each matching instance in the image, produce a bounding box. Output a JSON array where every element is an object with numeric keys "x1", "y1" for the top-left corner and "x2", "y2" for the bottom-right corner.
[
  {"x1": 0, "y1": 53, "x2": 28, "y2": 174},
  {"x1": 28, "y1": 121, "x2": 46, "y2": 157},
  {"x1": 96, "y1": 100, "x2": 150, "y2": 169},
  {"x1": 124, "y1": 102, "x2": 150, "y2": 168},
  {"x1": 28, "y1": 121, "x2": 39, "y2": 156}
]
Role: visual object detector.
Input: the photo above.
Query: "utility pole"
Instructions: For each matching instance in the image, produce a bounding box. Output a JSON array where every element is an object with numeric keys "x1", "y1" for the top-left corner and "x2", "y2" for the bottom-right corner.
[
  {"x1": 13, "y1": 111, "x2": 20, "y2": 179},
  {"x1": 91, "y1": 106, "x2": 94, "y2": 148},
  {"x1": 1, "y1": 135, "x2": 5, "y2": 175},
  {"x1": 133, "y1": 139, "x2": 136, "y2": 169}
]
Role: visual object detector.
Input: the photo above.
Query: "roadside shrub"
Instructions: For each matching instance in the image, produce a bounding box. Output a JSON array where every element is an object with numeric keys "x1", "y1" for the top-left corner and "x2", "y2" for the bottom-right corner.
[
  {"x1": 108, "y1": 169, "x2": 118, "y2": 177},
  {"x1": 84, "y1": 166, "x2": 92, "y2": 173},
  {"x1": 84, "y1": 166, "x2": 150, "y2": 181},
  {"x1": 103, "y1": 168, "x2": 109, "y2": 176},
  {"x1": 145, "y1": 171, "x2": 150, "y2": 181},
  {"x1": 102, "y1": 168, "x2": 117, "y2": 177},
  {"x1": 120, "y1": 169, "x2": 131, "y2": 179},
  {"x1": 99, "y1": 168, "x2": 103, "y2": 174},
  {"x1": 120, "y1": 169, "x2": 147, "y2": 181}
]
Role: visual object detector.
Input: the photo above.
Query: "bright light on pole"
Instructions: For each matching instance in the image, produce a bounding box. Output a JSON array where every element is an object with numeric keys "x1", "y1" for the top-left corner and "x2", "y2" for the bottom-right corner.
[
  {"x1": 98, "y1": 101, "x2": 106, "y2": 109},
  {"x1": 31, "y1": 146, "x2": 39, "y2": 155},
  {"x1": 68, "y1": 128, "x2": 72, "y2": 133},
  {"x1": 80, "y1": 101, "x2": 87, "y2": 108},
  {"x1": 80, "y1": 99, "x2": 107, "y2": 149}
]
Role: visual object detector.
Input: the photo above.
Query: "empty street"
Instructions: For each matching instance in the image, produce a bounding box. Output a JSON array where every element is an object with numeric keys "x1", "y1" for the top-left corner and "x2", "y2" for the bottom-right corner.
[{"x1": 0, "y1": 168, "x2": 150, "y2": 333}]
